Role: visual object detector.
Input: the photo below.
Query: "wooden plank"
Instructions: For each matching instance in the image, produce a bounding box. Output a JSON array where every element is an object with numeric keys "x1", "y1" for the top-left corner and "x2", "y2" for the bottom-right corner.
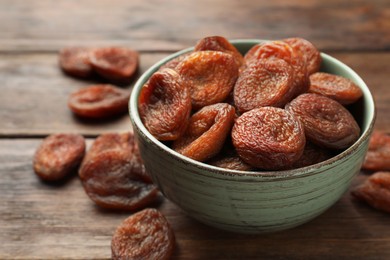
[
  {"x1": 0, "y1": 51, "x2": 389, "y2": 137},
  {"x1": 0, "y1": 139, "x2": 389, "y2": 259},
  {"x1": 0, "y1": 0, "x2": 389, "y2": 52}
]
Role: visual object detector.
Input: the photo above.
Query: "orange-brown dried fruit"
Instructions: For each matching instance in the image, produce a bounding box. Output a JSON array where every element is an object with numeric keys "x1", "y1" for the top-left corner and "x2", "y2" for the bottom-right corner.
[
  {"x1": 246, "y1": 41, "x2": 309, "y2": 95},
  {"x1": 138, "y1": 68, "x2": 191, "y2": 141},
  {"x1": 194, "y1": 36, "x2": 245, "y2": 69},
  {"x1": 158, "y1": 52, "x2": 192, "y2": 71},
  {"x1": 283, "y1": 37, "x2": 322, "y2": 75},
  {"x1": 208, "y1": 152, "x2": 254, "y2": 171},
  {"x1": 231, "y1": 107, "x2": 306, "y2": 170},
  {"x1": 111, "y1": 208, "x2": 175, "y2": 260},
  {"x1": 82, "y1": 132, "x2": 152, "y2": 183},
  {"x1": 79, "y1": 149, "x2": 158, "y2": 211},
  {"x1": 233, "y1": 58, "x2": 294, "y2": 113},
  {"x1": 362, "y1": 131, "x2": 390, "y2": 171},
  {"x1": 79, "y1": 132, "x2": 155, "y2": 209},
  {"x1": 33, "y1": 133, "x2": 85, "y2": 182},
  {"x1": 285, "y1": 93, "x2": 360, "y2": 150},
  {"x1": 59, "y1": 47, "x2": 93, "y2": 78},
  {"x1": 291, "y1": 142, "x2": 332, "y2": 169},
  {"x1": 89, "y1": 47, "x2": 139, "y2": 83},
  {"x1": 173, "y1": 103, "x2": 236, "y2": 162},
  {"x1": 68, "y1": 84, "x2": 130, "y2": 119},
  {"x1": 309, "y1": 72, "x2": 363, "y2": 105},
  {"x1": 176, "y1": 51, "x2": 239, "y2": 110},
  {"x1": 352, "y1": 171, "x2": 390, "y2": 214}
]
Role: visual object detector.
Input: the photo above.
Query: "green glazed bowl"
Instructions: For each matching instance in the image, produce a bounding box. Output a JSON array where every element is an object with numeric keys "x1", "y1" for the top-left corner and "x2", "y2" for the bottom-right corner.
[{"x1": 129, "y1": 39, "x2": 376, "y2": 234}]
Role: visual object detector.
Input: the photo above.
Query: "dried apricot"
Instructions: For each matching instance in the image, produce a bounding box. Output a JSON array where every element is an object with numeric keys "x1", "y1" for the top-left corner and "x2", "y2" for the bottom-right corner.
[
  {"x1": 68, "y1": 84, "x2": 130, "y2": 119},
  {"x1": 231, "y1": 107, "x2": 306, "y2": 170},
  {"x1": 111, "y1": 208, "x2": 175, "y2": 260},
  {"x1": 158, "y1": 52, "x2": 192, "y2": 71},
  {"x1": 33, "y1": 133, "x2": 85, "y2": 182},
  {"x1": 352, "y1": 171, "x2": 390, "y2": 213},
  {"x1": 309, "y1": 72, "x2": 363, "y2": 105},
  {"x1": 173, "y1": 103, "x2": 236, "y2": 162},
  {"x1": 79, "y1": 149, "x2": 158, "y2": 210},
  {"x1": 138, "y1": 68, "x2": 191, "y2": 141},
  {"x1": 244, "y1": 43, "x2": 263, "y2": 65},
  {"x1": 233, "y1": 58, "x2": 294, "y2": 113},
  {"x1": 89, "y1": 47, "x2": 139, "y2": 83},
  {"x1": 362, "y1": 131, "x2": 390, "y2": 171},
  {"x1": 283, "y1": 37, "x2": 322, "y2": 75},
  {"x1": 208, "y1": 151, "x2": 254, "y2": 171},
  {"x1": 59, "y1": 47, "x2": 93, "y2": 78},
  {"x1": 194, "y1": 36, "x2": 245, "y2": 69},
  {"x1": 246, "y1": 41, "x2": 309, "y2": 95},
  {"x1": 82, "y1": 132, "x2": 152, "y2": 183},
  {"x1": 291, "y1": 142, "x2": 332, "y2": 169},
  {"x1": 176, "y1": 51, "x2": 239, "y2": 110},
  {"x1": 285, "y1": 93, "x2": 360, "y2": 150},
  {"x1": 79, "y1": 132, "x2": 155, "y2": 209}
]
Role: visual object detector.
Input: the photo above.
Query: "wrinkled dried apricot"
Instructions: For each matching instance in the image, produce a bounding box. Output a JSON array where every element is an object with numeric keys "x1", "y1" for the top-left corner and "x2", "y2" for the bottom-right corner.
[
  {"x1": 79, "y1": 149, "x2": 158, "y2": 210},
  {"x1": 309, "y1": 72, "x2": 363, "y2": 105},
  {"x1": 158, "y1": 52, "x2": 192, "y2": 71},
  {"x1": 111, "y1": 208, "x2": 175, "y2": 260},
  {"x1": 59, "y1": 47, "x2": 93, "y2": 78},
  {"x1": 291, "y1": 142, "x2": 332, "y2": 169},
  {"x1": 89, "y1": 47, "x2": 139, "y2": 83},
  {"x1": 233, "y1": 58, "x2": 294, "y2": 113},
  {"x1": 285, "y1": 93, "x2": 360, "y2": 150},
  {"x1": 79, "y1": 132, "x2": 155, "y2": 209},
  {"x1": 176, "y1": 51, "x2": 239, "y2": 110},
  {"x1": 194, "y1": 36, "x2": 245, "y2": 69},
  {"x1": 68, "y1": 84, "x2": 130, "y2": 119},
  {"x1": 283, "y1": 37, "x2": 322, "y2": 75},
  {"x1": 208, "y1": 151, "x2": 254, "y2": 171},
  {"x1": 33, "y1": 133, "x2": 85, "y2": 182},
  {"x1": 362, "y1": 131, "x2": 390, "y2": 171},
  {"x1": 231, "y1": 107, "x2": 306, "y2": 170},
  {"x1": 173, "y1": 103, "x2": 236, "y2": 162},
  {"x1": 246, "y1": 41, "x2": 309, "y2": 95},
  {"x1": 138, "y1": 68, "x2": 191, "y2": 141},
  {"x1": 352, "y1": 171, "x2": 390, "y2": 213}
]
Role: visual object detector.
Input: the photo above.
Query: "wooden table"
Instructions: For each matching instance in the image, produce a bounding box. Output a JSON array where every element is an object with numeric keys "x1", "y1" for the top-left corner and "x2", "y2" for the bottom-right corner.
[{"x1": 1, "y1": 1, "x2": 389, "y2": 259}]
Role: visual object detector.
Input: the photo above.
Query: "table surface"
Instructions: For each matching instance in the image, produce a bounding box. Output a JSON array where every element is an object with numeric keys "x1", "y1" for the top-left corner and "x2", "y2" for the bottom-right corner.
[{"x1": 1, "y1": 0, "x2": 390, "y2": 259}]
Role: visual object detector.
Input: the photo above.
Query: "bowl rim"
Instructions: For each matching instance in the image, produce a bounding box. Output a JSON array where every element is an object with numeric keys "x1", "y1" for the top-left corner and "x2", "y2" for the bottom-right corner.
[{"x1": 129, "y1": 39, "x2": 376, "y2": 180}]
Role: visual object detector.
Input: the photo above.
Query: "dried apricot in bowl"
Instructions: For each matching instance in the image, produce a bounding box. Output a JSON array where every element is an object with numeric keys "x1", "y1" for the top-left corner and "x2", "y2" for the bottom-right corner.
[{"x1": 129, "y1": 39, "x2": 376, "y2": 234}]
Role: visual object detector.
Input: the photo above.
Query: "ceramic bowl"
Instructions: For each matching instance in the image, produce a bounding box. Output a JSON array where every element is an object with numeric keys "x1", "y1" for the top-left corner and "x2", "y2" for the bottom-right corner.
[{"x1": 129, "y1": 39, "x2": 376, "y2": 234}]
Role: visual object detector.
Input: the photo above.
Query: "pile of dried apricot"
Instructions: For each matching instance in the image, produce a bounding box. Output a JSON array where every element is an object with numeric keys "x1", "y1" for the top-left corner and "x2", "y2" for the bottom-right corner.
[
  {"x1": 59, "y1": 46, "x2": 139, "y2": 119},
  {"x1": 139, "y1": 36, "x2": 363, "y2": 171}
]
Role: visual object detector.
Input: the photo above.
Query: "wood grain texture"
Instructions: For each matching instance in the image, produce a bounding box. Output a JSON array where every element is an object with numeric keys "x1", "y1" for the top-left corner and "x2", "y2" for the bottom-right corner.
[
  {"x1": 0, "y1": 139, "x2": 389, "y2": 259},
  {"x1": 0, "y1": 0, "x2": 389, "y2": 52},
  {"x1": 0, "y1": 51, "x2": 388, "y2": 137}
]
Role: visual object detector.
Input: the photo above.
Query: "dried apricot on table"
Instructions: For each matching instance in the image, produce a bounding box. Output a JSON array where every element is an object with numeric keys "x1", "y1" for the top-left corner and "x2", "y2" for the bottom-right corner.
[
  {"x1": 233, "y1": 58, "x2": 294, "y2": 113},
  {"x1": 33, "y1": 133, "x2": 85, "y2": 182},
  {"x1": 79, "y1": 132, "x2": 155, "y2": 210},
  {"x1": 283, "y1": 37, "x2": 322, "y2": 75},
  {"x1": 231, "y1": 107, "x2": 306, "y2": 170},
  {"x1": 309, "y1": 72, "x2": 363, "y2": 105},
  {"x1": 58, "y1": 47, "x2": 94, "y2": 78},
  {"x1": 111, "y1": 208, "x2": 175, "y2": 260},
  {"x1": 79, "y1": 149, "x2": 158, "y2": 210},
  {"x1": 68, "y1": 84, "x2": 130, "y2": 119},
  {"x1": 176, "y1": 51, "x2": 239, "y2": 110},
  {"x1": 89, "y1": 46, "x2": 139, "y2": 83},
  {"x1": 286, "y1": 93, "x2": 360, "y2": 150},
  {"x1": 362, "y1": 131, "x2": 390, "y2": 171},
  {"x1": 352, "y1": 171, "x2": 390, "y2": 213},
  {"x1": 194, "y1": 36, "x2": 245, "y2": 69},
  {"x1": 173, "y1": 103, "x2": 236, "y2": 162},
  {"x1": 138, "y1": 68, "x2": 191, "y2": 141}
]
